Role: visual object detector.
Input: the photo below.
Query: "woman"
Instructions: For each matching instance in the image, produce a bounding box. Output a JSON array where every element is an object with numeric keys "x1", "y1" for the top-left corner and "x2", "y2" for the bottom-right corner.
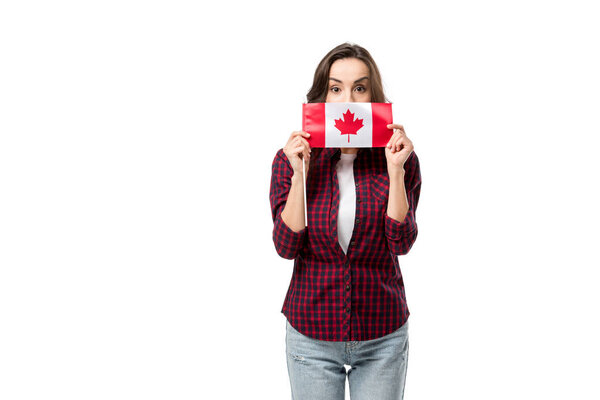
[{"x1": 269, "y1": 42, "x2": 421, "y2": 400}]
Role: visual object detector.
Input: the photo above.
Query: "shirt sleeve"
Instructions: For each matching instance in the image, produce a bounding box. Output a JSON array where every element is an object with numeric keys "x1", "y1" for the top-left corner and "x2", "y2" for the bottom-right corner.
[
  {"x1": 384, "y1": 151, "x2": 421, "y2": 255},
  {"x1": 269, "y1": 148, "x2": 307, "y2": 260}
]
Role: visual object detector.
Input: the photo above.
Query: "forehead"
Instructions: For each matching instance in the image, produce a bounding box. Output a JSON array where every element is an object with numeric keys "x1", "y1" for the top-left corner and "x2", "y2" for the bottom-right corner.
[{"x1": 329, "y1": 58, "x2": 370, "y2": 80}]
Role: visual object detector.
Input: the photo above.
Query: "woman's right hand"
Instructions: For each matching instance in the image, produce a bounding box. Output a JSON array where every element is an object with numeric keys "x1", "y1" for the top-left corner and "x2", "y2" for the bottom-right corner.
[{"x1": 283, "y1": 131, "x2": 312, "y2": 175}]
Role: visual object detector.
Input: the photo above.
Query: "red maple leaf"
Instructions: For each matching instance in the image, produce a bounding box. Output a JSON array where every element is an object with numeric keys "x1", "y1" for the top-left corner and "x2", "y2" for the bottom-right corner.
[{"x1": 334, "y1": 109, "x2": 364, "y2": 143}]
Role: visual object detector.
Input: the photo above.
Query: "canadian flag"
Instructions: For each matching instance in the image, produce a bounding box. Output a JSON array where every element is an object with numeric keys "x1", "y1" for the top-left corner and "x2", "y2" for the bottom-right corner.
[{"x1": 302, "y1": 102, "x2": 393, "y2": 148}]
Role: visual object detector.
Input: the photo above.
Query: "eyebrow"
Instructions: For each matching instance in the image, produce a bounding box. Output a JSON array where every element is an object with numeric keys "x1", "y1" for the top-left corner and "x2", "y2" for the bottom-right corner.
[{"x1": 329, "y1": 76, "x2": 369, "y2": 84}]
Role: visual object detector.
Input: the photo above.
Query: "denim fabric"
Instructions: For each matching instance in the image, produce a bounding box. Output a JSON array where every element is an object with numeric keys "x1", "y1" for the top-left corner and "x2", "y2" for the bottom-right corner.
[{"x1": 285, "y1": 318, "x2": 409, "y2": 400}]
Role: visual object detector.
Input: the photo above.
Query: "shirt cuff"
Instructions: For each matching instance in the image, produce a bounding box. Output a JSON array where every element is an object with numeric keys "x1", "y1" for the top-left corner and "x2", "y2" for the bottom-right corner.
[
  {"x1": 273, "y1": 213, "x2": 307, "y2": 259},
  {"x1": 384, "y1": 210, "x2": 417, "y2": 241}
]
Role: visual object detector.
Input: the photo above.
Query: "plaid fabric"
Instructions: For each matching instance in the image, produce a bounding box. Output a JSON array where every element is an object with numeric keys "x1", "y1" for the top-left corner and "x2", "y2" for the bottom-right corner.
[{"x1": 269, "y1": 147, "x2": 421, "y2": 341}]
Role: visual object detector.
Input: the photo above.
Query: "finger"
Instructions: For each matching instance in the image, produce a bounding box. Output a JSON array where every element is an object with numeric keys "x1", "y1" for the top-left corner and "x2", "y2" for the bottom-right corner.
[
  {"x1": 387, "y1": 123, "x2": 404, "y2": 131},
  {"x1": 396, "y1": 138, "x2": 414, "y2": 154},
  {"x1": 386, "y1": 131, "x2": 401, "y2": 149},
  {"x1": 294, "y1": 130, "x2": 311, "y2": 139},
  {"x1": 395, "y1": 137, "x2": 406, "y2": 151},
  {"x1": 386, "y1": 131, "x2": 396, "y2": 148},
  {"x1": 391, "y1": 136, "x2": 406, "y2": 153},
  {"x1": 388, "y1": 125, "x2": 406, "y2": 141},
  {"x1": 294, "y1": 140, "x2": 309, "y2": 160},
  {"x1": 295, "y1": 134, "x2": 310, "y2": 147},
  {"x1": 392, "y1": 127, "x2": 405, "y2": 137},
  {"x1": 300, "y1": 140, "x2": 311, "y2": 159},
  {"x1": 300, "y1": 137, "x2": 312, "y2": 153},
  {"x1": 288, "y1": 134, "x2": 299, "y2": 147},
  {"x1": 301, "y1": 144, "x2": 309, "y2": 160},
  {"x1": 289, "y1": 131, "x2": 310, "y2": 147},
  {"x1": 292, "y1": 144, "x2": 304, "y2": 155}
]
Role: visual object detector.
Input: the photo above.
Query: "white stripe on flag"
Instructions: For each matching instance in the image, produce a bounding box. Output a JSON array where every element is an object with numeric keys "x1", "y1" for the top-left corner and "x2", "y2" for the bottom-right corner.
[{"x1": 325, "y1": 102, "x2": 373, "y2": 147}]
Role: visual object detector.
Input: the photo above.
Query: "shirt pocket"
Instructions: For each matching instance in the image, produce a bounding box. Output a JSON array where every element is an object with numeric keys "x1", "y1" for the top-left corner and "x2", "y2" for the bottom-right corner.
[{"x1": 370, "y1": 173, "x2": 390, "y2": 205}]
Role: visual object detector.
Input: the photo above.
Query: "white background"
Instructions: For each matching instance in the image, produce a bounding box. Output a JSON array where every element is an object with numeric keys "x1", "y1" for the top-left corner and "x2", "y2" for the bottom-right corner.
[{"x1": 1, "y1": 1, "x2": 599, "y2": 399}]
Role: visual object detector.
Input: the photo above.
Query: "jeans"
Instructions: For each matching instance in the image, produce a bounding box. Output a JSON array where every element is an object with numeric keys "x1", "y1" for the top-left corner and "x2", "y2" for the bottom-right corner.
[{"x1": 285, "y1": 319, "x2": 409, "y2": 400}]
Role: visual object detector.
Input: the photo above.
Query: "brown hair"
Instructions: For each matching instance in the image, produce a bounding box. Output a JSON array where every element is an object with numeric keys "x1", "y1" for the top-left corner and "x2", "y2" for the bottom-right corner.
[{"x1": 306, "y1": 42, "x2": 390, "y2": 181}]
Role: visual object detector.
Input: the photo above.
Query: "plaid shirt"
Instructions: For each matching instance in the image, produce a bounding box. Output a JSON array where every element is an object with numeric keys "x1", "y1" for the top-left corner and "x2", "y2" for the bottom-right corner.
[{"x1": 269, "y1": 146, "x2": 421, "y2": 341}]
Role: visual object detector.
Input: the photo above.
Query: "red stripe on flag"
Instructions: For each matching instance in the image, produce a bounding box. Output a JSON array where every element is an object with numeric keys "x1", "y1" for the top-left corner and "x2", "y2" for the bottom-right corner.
[
  {"x1": 371, "y1": 103, "x2": 393, "y2": 147},
  {"x1": 302, "y1": 103, "x2": 325, "y2": 148}
]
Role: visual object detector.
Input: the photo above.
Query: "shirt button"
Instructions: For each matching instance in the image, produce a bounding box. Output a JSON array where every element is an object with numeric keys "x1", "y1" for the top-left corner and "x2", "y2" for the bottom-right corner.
[
  {"x1": 355, "y1": 218, "x2": 360, "y2": 224},
  {"x1": 350, "y1": 240, "x2": 356, "y2": 247},
  {"x1": 346, "y1": 284, "x2": 350, "y2": 291},
  {"x1": 357, "y1": 198, "x2": 362, "y2": 203},
  {"x1": 346, "y1": 307, "x2": 351, "y2": 313},
  {"x1": 355, "y1": 182, "x2": 359, "y2": 188}
]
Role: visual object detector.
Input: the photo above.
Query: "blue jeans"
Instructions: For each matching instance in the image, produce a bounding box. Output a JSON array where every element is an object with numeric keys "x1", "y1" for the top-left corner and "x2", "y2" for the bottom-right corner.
[{"x1": 285, "y1": 319, "x2": 409, "y2": 400}]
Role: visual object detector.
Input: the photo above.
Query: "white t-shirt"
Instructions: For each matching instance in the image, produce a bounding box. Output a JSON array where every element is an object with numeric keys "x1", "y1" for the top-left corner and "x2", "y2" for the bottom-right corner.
[{"x1": 336, "y1": 152, "x2": 357, "y2": 254}]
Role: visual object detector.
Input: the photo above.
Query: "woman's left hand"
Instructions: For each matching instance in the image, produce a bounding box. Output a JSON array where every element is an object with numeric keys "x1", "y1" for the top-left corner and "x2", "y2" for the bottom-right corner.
[{"x1": 385, "y1": 124, "x2": 414, "y2": 173}]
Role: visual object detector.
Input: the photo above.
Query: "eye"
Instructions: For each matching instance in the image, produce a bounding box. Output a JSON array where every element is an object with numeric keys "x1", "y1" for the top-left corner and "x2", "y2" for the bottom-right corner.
[
  {"x1": 355, "y1": 86, "x2": 366, "y2": 92},
  {"x1": 330, "y1": 86, "x2": 340, "y2": 93}
]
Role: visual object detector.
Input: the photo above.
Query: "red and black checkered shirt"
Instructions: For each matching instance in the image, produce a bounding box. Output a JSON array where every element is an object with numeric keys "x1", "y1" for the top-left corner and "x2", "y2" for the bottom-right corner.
[{"x1": 269, "y1": 146, "x2": 421, "y2": 341}]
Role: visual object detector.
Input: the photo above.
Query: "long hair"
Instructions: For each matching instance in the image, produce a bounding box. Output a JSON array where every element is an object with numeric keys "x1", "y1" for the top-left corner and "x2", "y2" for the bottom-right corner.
[{"x1": 306, "y1": 42, "x2": 390, "y2": 182}]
